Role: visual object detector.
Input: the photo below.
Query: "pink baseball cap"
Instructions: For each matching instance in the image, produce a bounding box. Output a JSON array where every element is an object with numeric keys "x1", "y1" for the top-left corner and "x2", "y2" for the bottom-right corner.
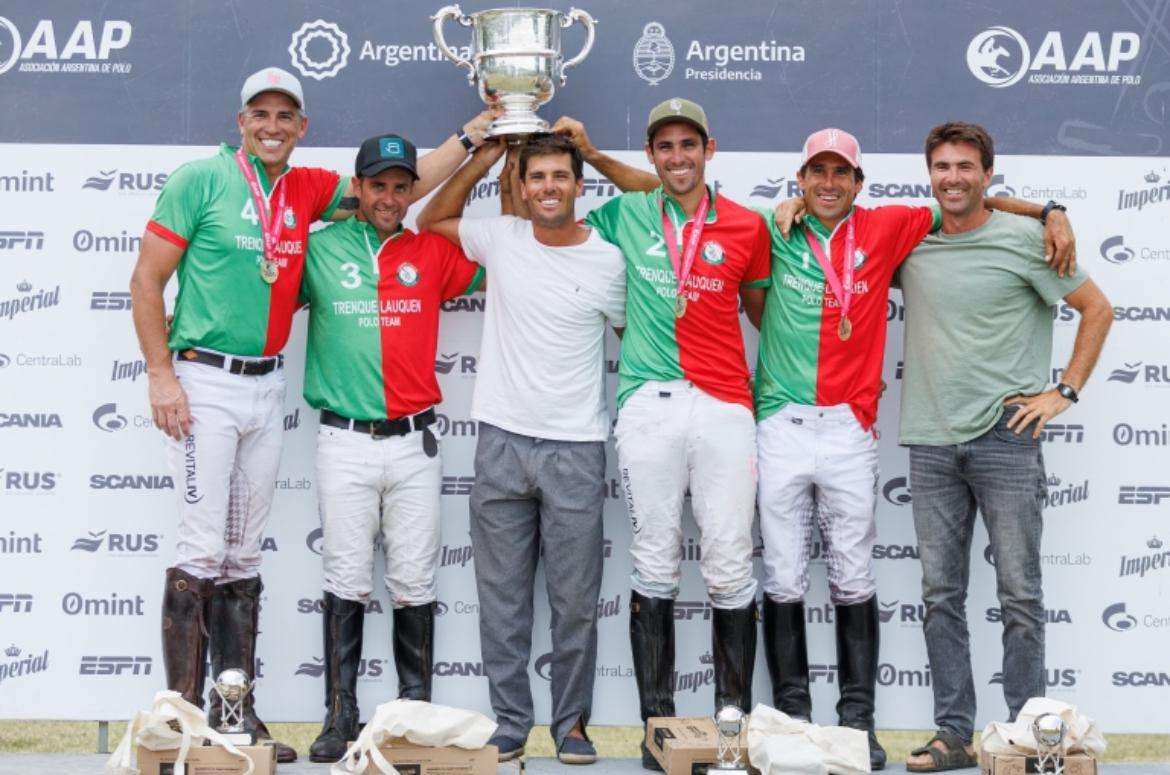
[{"x1": 801, "y1": 127, "x2": 862, "y2": 169}]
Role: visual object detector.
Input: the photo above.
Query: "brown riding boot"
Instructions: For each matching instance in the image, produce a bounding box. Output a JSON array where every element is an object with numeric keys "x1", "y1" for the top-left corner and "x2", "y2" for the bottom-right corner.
[{"x1": 161, "y1": 567, "x2": 213, "y2": 707}]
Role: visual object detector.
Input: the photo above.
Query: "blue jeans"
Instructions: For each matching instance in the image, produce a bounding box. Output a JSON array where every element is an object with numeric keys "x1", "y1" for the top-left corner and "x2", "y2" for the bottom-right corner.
[{"x1": 909, "y1": 409, "x2": 1047, "y2": 742}]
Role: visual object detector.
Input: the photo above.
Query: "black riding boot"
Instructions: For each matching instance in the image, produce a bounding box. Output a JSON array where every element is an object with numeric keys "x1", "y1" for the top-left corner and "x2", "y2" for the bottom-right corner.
[
  {"x1": 309, "y1": 592, "x2": 365, "y2": 763},
  {"x1": 630, "y1": 591, "x2": 675, "y2": 771},
  {"x1": 762, "y1": 598, "x2": 811, "y2": 719},
  {"x1": 712, "y1": 600, "x2": 758, "y2": 712},
  {"x1": 207, "y1": 576, "x2": 298, "y2": 763},
  {"x1": 393, "y1": 602, "x2": 435, "y2": 701},
  {"x1": 161, "y1": 567, "x2": 213, "y2": 707},
  {"x1": 835, "y1": 598, "x2": 886, "y2": 770}
]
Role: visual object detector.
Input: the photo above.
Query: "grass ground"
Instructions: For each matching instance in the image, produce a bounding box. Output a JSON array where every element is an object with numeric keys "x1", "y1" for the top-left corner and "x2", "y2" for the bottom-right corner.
[{"x1": 1, "y1": 722, "x2": 1167, "y2": 762}]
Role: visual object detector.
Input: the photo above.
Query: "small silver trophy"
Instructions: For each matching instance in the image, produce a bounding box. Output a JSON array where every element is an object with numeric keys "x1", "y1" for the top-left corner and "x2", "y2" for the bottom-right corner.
[
  {"x1": 1032, "y1": 712, "x2": 1067, "y2": 775},
  {"x1": 713, "y1": 705, "x2": 748, "y2": 775},
  {"x1": 432, "y1": 5, "x2": 596, "y2": 138},
  {"x1": 213, "y1": 668, "x2": 255, "y2": 745}
]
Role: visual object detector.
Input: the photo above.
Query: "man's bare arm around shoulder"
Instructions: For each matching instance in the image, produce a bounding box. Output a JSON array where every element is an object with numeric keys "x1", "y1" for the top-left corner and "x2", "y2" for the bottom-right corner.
[
  {"x1": 129, "y1": 231, "x2": 188, "y2": 441},
  {"x1": 553, "y1": 116, "x2": 659, "y2": 193},
  {"x1": 415, "y1": 140, "x2": 508, "y2": 246}
]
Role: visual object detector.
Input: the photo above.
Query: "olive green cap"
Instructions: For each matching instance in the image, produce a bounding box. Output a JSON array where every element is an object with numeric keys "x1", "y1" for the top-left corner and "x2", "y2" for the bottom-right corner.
[{"x1": 646, "y1": 97, "x2": 710, "y2": 143}]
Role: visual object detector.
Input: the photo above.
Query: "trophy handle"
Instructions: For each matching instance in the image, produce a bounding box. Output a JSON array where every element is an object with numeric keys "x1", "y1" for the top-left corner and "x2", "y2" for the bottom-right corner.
[
  {"x1": 431, "y1": 5, "x2": 475, "y2": 85},
  {"x1": 559, "y1": 8, "x2": 596, "y2": 86}
]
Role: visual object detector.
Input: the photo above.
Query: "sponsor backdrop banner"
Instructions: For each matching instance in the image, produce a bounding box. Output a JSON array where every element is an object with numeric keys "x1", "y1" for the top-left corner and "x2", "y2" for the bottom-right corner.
[{"x1": 0, "y1": 2, "x2": 1167, "y2": 732}]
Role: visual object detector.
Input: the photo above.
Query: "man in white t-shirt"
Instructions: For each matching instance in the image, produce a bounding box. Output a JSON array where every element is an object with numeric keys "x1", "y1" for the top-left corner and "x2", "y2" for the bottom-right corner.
[{"x1": 417, "y1": 135, "x2": 625, "y2": 765}]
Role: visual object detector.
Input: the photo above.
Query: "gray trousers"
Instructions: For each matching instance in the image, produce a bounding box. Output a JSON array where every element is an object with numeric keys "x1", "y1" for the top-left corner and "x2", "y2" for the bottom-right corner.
[{"x1": 469, "y1": 422, "x2": 605, "y2": 746}]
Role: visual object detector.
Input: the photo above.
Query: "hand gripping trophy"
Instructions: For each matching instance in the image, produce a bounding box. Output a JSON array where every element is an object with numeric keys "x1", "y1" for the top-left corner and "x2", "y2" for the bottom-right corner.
[{"x1": 432, "y1": 5, "x2": 595, "y2": 139}]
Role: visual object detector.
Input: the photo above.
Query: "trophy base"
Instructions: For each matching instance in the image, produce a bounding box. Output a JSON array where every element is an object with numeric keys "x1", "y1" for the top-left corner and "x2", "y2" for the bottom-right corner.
[
  {"x1": 486, "y1": 112, "x2": 550, "y2": 138},
  {"x1": 208, "y1": 731, "x2": 255, "y2": 746}
]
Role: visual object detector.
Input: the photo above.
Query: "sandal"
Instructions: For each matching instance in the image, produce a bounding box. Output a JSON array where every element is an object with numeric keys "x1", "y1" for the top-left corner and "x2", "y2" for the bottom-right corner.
[{"x1": 906, "y1": 730, "x2": 978, "y2": 772}]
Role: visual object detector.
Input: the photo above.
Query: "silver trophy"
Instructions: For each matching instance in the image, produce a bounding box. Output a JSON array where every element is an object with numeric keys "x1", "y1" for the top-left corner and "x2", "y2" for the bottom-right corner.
[
  {"x1": 713, "y1": 705, "x2": 749, "y2": 775},
  {"x1": 212, "y1": 668, "x2": 255, "y2": 745},
  {"x1": 432, "y1": 5, "x2": 596, "y2": 137},
  {"x1": 1032, "y1": 712, "x2": 1067, "y2": 775}
]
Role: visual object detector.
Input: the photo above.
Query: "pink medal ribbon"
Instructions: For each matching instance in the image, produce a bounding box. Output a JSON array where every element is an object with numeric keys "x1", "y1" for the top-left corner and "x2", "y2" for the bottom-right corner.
[
  {"x1": 802, "y1": 217, "x2": 855, "y2": 340},
  {"x1": 660, "y1": 191, "x2": 710, "y2": 318},
  {"x1": 234, "y1": 147, "x2": 287, "y2": 284}
]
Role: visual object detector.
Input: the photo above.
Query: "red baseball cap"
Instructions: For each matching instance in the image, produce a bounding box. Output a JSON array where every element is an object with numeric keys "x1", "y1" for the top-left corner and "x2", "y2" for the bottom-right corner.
[{"x1": 801, "y1": 127, "x2": 862, "y2": 169}]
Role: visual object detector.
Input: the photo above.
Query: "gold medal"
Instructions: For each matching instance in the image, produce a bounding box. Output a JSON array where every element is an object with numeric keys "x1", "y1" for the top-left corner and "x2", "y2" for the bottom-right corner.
[
  {"x1": 675, "y1": 293, "x2": 687, "y2": 318},
  {"x1": 838, "y1": 316, "x2": 852, "y2": 341},
  {"x1": 260, "y1": 258, "x2": 279, "y2": 284}
]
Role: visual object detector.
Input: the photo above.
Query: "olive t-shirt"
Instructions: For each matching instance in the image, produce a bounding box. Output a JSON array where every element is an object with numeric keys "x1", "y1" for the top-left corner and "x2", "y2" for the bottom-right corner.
[{"x1": 897, "y1": 211, "x2": 1087, "y2": 446}]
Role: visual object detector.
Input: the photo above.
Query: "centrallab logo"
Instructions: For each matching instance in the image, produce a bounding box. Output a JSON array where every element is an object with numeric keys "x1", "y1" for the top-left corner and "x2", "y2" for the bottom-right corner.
[
  {"x1": 633, "y1": 23, "x2": 675, "y2": 85},
  {"x1": 882, "y1": 476, "x2": 911, "y2": 506},
  {"x1": 1102, "y1": 602, "x2": 1138, "y2": 632},
  {"x1": 0, "y1": 17, "x2": 133, "y2": 76},
  {"x1": 967, "y1": 26, "x2": 1139, "y2": 88},
  {"x1": 1099, "y1": 234, "x2": 1170, "y2": 265},
  {"x1": 91, "y1": 402, "x2": 127, "y2": 432},
  {"x1": 289, "y1": 20, "x2": 350, "y2": 80}
]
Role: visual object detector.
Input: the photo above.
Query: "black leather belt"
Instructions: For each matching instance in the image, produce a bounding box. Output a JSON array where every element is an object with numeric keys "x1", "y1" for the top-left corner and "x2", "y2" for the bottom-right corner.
[
  {"x1": 178, "y1": 348, "x2": 283, "y2": 376},
  {"x1": 320, "y1": 408, "x2": 436, "y2": 439}
]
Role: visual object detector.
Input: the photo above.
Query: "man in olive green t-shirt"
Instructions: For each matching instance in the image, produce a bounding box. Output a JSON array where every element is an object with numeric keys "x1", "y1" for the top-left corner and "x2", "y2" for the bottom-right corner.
[{"x1": 897, "y1": 122, "x2": 1112, "y2": 771}]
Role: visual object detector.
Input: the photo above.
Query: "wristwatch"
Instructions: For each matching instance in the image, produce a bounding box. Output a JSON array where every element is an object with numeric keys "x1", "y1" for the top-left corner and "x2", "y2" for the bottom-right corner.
[
  {"x1": 1040, "y1": 200, "x2": 1067, "y2": 225},
  {"x1": 1055, "y1": 382, "x2": 1079, "y2": 403},
  {"x1": 456, "y1": 128, "x2": 475, "y2": 152}
]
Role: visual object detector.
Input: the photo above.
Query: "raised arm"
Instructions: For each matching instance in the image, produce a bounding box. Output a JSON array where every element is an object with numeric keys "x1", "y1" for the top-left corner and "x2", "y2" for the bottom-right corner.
[
  {"x1": 413, "y1": 109, "x2": 498, "y2": 202},
  {"x1": 415, "y1": 140, "x2": 507, "y2": 245},
  {"x1": 1006, "y1": 278, "x2": 1111, "y2": 439},
  {"x1": 984, "y1": 197, "x2": 1075, "y2": 276},
  {"x1": 129, "y1": 231, "x2": 189, "y2": 441},
  {"x1": 552, "y1": 116, "x2": 659, "y2": 193}
]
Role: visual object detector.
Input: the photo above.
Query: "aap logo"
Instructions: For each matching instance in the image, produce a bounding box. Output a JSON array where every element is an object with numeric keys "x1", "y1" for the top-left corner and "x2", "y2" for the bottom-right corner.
[
  {"x1": 1102, "y1": 602, "x2": 1138, "y2": 632},
  {"x1": 289, "y1": 20, "x2": 350, "y2": 81},
  {"x1": 967, "y1": 26, "x2": 1030, "y2": 88},
  {"x1": 92, "y1": 402, "x2": 128, "y2": 432},
  {"x1": 1100, "y1": 235, "x2": 1135, "y2": 265}
]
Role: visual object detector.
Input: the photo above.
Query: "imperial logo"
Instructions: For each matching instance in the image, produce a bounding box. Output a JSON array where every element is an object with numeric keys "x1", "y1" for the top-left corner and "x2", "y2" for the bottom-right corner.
[
  {"x1": 1118, "y1": 485, "x2": 1170, "y2": 505},
  {"x1": 1117, "y1": 536, "x2": 1169, "y2": 579},
  {"x1": 0, "y1": 229, "x2": 44, "y2": 250},
  {"x1": 90, "y1": 291, "x2": 132, "y2": 310},
  {"x1": 967, "y1": 26, "x2": 1139, "y2": 89},
  {"x1": 1, "y1": 281, "x2": 60, "y2": 322},
  {"x1": 440, "y1": 540, "x2": 473, "y2": 568},
  {"x1": 673, "y1": 653, "x2": 715, "y2": 693},
  {"x1": 882, "y1": 476, "x2": 911, "y2": 506},
  {"x1": 1102, "y1": 602, "x2": 1138, "y2": 632},
  {"x1": 0, "y1": 645, "x2": 50, "y2": 686},
  {"x1": 81, "y1": 170, "x2": 166, "y2": 193},
  {"x1": 79, "y1": 656, "x2": 151, "y2": 676},
  {"x1": 1044, "y1": 474, "x2": 1088, "y2": 508},
  {"x1": 0, "y1": 411, "x2": 62, "y2": 429},
  {"x1": 0, "y1": 17, "x2": 133, "y2": 77},
  {"x1": 1117, "y1": 169, "x2": 1170, "y2": 213},
  {"x1": 289, "y1": 20, "x2": 350, "y2": 80}
]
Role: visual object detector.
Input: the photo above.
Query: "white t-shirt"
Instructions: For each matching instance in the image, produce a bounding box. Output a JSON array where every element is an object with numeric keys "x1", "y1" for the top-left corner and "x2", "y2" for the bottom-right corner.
[{"x1": 458, "y1": 215, "x2": 626, "y2": 441}]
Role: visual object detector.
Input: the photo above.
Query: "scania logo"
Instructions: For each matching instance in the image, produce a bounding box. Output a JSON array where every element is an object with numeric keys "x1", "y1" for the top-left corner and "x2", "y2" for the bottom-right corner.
[
  {"x1": 91, "y1": 402, "x2": 127, "y2": 432},
  {"x1": 296, "y1": 597, "x2": 384, "y2": 615},
  {"x1": 633, "y1": 22, "x2": 675, "y2": 86},
  {"x1": 289, "y1": 20, "x2": 350, "y2": 81},
  {"x1": 882, "y1": 476, "x2": 911, "y2": 506},
  {"x1": 0, "y1": 411, "x2": 61, "y2": 429},
  {"x1": 440, "y1": 297, "x2": 485, "y2": 313},
  {"x1": 89, "y1": 474, "x2": 173, "y2": 490},
  {"x1": 433, "y1": 660, "x2": 484, "y2": 677},
  {"x1": 1112, "y1": 670, "x2": 1170, "y2": 687},
  {"x1": 1102, "y1": 602, "x2": 1138, "y2": 632}
]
